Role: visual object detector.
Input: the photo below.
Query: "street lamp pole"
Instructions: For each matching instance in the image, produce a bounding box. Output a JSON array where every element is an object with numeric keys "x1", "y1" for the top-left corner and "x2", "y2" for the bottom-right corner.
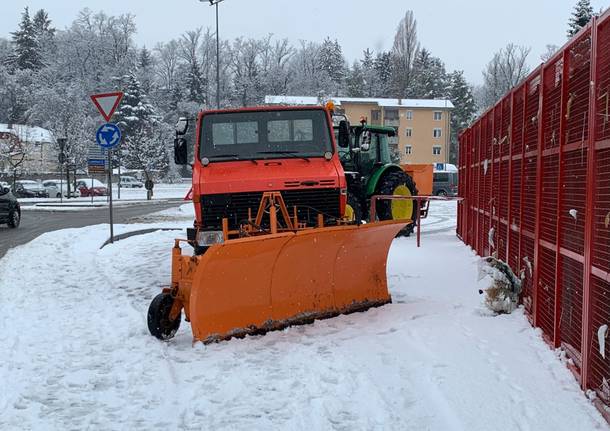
[{"x1": 202, "y1": 0, "x2": 225, "y2": 109}]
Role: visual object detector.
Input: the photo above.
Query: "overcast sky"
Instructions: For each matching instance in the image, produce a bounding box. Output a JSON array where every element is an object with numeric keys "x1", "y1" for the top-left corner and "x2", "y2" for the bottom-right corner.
[{"x1": 1, "y1": 1, "x2": 607, "y2": 85}]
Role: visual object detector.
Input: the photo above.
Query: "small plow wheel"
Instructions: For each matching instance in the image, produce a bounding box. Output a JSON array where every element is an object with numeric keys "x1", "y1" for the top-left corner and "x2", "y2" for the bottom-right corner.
[{"x1": 148, "y1": 293, "x2": 181, "y2": 340}]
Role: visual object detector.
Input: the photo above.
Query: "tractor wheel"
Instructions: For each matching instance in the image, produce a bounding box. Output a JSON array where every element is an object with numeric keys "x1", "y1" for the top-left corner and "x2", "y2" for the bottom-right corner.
[
  {"x1": 345, "y1": 194, "x2": 363, "y2": 224},
  {"x1": 7, "y1": 210, "x2": 20, "y2": 228},
  {"x1": 147, "y1": 293, "x2": 181, "y2": 340},
  {"x1": 376, "y1": 171, "x2": 418, "y2": 236}
]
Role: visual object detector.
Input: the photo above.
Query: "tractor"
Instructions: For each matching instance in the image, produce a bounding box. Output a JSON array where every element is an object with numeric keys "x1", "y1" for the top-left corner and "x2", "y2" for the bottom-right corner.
[{"x1": 335, "y1": 116, "x2": 419, "y2": 234}]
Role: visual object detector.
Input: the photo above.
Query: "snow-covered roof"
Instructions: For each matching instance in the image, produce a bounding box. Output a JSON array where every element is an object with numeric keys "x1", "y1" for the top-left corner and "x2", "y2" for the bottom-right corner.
[
  {"x1": 264, "y1": 95, "x2": 454, "y2": 109},
  {"x1": 0, "y1": 124, "x2": 54, "y2": 143}
]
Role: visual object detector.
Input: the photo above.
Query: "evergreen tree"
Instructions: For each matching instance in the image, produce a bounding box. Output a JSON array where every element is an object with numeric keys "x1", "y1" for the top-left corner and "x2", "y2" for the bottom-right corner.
[
  {"x1": 8, "y1": 7, "x2": 43, "y2": 70},
  {"x1": 447, "y1": 70, "x2": 476, "y2": 164},
  {"x1": 373, "y1": 51, "x2": 393, "y2": 97},
  {"x1": 319, "y1": 37, "x2": 346, "y2": 94},
  {"x1": 361, "y1": 48, "x2": 378, "y2": 97},
  {"x1": 346, "y1": 61, "x2": 365, "y2": 97},
  {"x1": 139, "y1": 46, "x2": 153, "y2": 69},
  {"x1": 114, "y1": 72, "x2": 169, "y2": 179},
  {"x1": 32, "y1": 9, "x2": 55, "y2": 63},
  {"x1": 410, "y1": 48, "x2": 447, "y2": 98},
  {"x1": 567, "y1": 0, "x2": 594, "y2": 37}
]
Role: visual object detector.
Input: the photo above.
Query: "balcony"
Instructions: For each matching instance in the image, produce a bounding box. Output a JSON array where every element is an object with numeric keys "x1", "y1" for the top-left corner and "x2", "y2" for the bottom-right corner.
[{"x1": 383, "y1": 119, "x2": 400, "y2": 127}]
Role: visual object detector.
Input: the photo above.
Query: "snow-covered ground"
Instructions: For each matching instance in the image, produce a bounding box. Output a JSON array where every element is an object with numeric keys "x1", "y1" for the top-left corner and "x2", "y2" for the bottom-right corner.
[{"x1": 0, "y1": 202, "x2": 607, "y2": 430}]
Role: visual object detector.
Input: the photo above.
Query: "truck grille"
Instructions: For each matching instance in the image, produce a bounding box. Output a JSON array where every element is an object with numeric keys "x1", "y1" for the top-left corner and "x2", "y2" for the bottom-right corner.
[{"x1": 201, "y1": 188, "x2": 340, "y2": 230}]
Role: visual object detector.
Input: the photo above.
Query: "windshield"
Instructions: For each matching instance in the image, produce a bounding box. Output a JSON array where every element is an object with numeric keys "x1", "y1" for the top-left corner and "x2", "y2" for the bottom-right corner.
[{"x1": 199, "y1": 109, "x2": 333, "y2": 162}]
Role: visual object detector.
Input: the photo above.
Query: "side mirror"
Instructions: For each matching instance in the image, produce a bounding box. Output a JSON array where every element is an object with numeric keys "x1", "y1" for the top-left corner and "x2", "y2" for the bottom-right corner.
[
  {"x1": 337, "y1": 120, "x2": 350, "y2": 148},
  {"x1": 174, "y1": 137, "x2": 188, "y2": 165},
  {"x1": 176, "y1": 117, "x2": 189, "y2": 136}
]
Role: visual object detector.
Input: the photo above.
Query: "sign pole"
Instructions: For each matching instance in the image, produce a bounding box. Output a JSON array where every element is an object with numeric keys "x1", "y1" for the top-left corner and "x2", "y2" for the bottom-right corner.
[{"x1": 108, "y1": 148, "x2": 114, "y2": 243}]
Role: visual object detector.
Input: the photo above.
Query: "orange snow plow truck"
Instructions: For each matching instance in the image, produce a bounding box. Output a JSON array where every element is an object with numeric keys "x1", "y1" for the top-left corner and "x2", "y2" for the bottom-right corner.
[{"x1": 148, "y1": 106, "x2": 406, "y2": 343}]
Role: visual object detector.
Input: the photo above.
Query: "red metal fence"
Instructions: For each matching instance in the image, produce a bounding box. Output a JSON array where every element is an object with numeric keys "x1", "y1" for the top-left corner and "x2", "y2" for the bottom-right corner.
[{"x1": 457, "y1": 10, "x2": 610, "y2": 416}]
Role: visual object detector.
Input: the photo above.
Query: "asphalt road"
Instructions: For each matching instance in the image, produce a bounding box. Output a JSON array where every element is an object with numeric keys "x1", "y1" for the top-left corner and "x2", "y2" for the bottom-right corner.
[{"x1": 0, "y1": 201, "x2": 183, "y2": 260}]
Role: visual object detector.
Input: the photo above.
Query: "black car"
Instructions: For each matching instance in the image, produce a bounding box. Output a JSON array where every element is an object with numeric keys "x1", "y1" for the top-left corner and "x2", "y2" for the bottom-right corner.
[
  {"x1": 0, "y1": 186, "x2": 20, "y2": 228},
  {"x1": 12, "y1": 181, "x2": 49, "y2": 198}
]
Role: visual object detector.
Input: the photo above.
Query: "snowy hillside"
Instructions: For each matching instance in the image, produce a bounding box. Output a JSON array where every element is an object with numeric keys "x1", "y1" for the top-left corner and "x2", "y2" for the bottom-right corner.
[{"x1": 0, "y1": 202, "x2": 607, "y2": 430}]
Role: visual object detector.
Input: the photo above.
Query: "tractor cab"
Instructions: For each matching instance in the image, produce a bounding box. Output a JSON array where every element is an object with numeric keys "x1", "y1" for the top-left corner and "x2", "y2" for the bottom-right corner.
[{"x1": 334, "y1": 115, "x2": 418, "y2": 230}]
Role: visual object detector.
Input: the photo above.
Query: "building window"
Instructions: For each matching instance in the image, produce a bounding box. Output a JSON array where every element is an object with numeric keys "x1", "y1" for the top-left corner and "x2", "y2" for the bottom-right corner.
[
  {"x1": 405, "y1": 145, "x2": 413, "y2": 155},
  {"x1": 406, "y1": 110, "x2": 413, "y2": 120},
  {"x1": 405, "y1": 128, "x2": 413, "y2": 137},
  {"x1": 371, "y1": 110, "x2": 381, "y2": 123},
  {"x1": 433, "y1": 146, "x2": 442, "y2": 155},
  {"x1": 384, "y1": 109, "x2": 399, "y2": 121},
  {"x1": 433, "y1": 111, "x2": 442, "y2": 121},
  {"x1": 433, "y1": 128, "x2": 442, "y2": 138}
]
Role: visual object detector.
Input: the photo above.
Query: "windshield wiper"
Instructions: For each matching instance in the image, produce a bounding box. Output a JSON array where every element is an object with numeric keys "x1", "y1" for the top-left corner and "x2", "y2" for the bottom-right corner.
[
  {"x1": 257, "y1": 150, "x2": 310, "y2": 162},
  {"x1": 210, "y1": 153, "x2": 239, "y2": 159},
  {"x1": 208, "y1": 153, "x2": 258, "y2": 164}
]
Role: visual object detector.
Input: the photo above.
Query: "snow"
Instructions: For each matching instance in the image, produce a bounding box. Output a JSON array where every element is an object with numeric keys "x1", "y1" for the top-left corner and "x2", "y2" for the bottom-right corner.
[
  {"x1": 265, "y1": 95, "x2": 455, "y2": 109},
  {"x1": 0, "y1": 123, "x2": 54, "y2": 143},
  {"x1": 0, "y1": 201, "x2": 607, "y2": 430}
]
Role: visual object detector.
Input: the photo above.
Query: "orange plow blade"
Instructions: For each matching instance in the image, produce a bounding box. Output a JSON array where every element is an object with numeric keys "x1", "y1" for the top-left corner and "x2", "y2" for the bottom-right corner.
[{"x1": 189, "y1": 220, "x2": 406, "y2": 343}]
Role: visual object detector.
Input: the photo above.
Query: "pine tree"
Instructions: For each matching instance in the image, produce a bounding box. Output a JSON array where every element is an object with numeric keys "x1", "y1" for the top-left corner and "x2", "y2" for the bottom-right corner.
[
  {"x1": 32, "y1": 9, "x2": 55, "y2": 66},
  {"x1": 346, "y1": 61, "x2": 365, "y2": 97},
  {"x1": 410, "y1": 48, "x2": 447, "y2": 99},
  {"x1": 447, "y1": 70, "x2": 476, "y2": 164},
  {"x1": 114, "y1": 72, "x2": 169, "y2": 179},
  {"x1": 9, "y1": 7, "x2": 43, "y2": 70},
  {"x1": 373, "y1": 51, "x2": 393, "y2": 97},
  {"x1": 361, "y1": 48, "x2": 378, "y2": 97},
  {"x1": 568, "y1": 0, "x2": 594, "y2": 37},
  {"x1": 139, "y1": 47, "x2": 153, "y2": 69},
  {"x1": 319, "y1": 37, "x2": 346, "y2": 94}
]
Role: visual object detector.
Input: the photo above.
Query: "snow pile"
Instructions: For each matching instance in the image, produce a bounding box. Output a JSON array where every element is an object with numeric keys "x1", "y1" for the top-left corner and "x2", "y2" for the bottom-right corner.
[
  {"x1": 477, "y1": 256, "x2": 523, "y2": 314},
  {"x1": 0, "y1": 201, "x2": 607, "y2": 430}
]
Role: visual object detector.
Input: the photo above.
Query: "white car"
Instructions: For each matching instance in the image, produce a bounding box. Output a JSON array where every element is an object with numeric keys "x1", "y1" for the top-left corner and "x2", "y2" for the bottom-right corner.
[
  {"x1": 42, "y1": 180, "x2": 81, "y2": 198},
  {"x1": 119, "y1": 176, "x2": 144, "y2": 188}
]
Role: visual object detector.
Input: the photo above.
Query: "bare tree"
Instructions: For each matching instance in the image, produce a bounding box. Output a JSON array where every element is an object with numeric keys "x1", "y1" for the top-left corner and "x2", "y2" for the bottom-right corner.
[
  {"x1": 480, "y1": 44, "x2": 531, "y2": 109},
  {"x1": 392, "y1": 10, "x2": 419, "y2": 97},
  {"x1": 541, "y1": 44, "x2": 559, "y2": 62}
]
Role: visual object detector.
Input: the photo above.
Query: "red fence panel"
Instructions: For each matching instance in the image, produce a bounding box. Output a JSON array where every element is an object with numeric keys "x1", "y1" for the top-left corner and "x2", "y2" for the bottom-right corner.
[{"x1": 457, "y1": 12, "x2": 610, "y2": 418}]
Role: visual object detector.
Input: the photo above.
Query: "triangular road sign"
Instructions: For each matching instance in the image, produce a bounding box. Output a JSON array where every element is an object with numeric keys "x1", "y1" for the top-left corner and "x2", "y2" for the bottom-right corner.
[{"x1": 90, "y1": 92, "x2": 124, "y2": 122}]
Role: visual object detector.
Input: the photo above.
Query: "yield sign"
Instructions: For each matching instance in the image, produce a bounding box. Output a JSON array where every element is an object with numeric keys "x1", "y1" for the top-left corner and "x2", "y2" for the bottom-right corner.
[{"x1": 90, "y1": 92, "x2": 124, "y2": 122}]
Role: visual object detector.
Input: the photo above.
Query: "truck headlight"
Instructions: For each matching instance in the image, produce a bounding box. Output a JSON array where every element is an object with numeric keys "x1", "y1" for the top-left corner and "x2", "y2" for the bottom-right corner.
[{"x1": 196, "y1": 230, "x2": 225, "y2": 246}]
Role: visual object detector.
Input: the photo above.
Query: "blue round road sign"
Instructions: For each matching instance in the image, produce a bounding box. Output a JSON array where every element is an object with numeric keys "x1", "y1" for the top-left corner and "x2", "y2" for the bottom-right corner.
[{"x1": 96, "y1": 123, "x2": 122, "y2": 149}]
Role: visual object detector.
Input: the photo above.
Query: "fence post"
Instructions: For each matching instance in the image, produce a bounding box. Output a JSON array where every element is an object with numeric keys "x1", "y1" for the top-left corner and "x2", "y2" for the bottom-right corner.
[
  {"x1": 532, "y1": 67, "x2": 546, "y2": 329},
  {"x1": 551, "y1": 48, "x2": 570, "y2": 348},
  {"x1": 581, "y1": 16, "x2": 599, "y2": 392}
]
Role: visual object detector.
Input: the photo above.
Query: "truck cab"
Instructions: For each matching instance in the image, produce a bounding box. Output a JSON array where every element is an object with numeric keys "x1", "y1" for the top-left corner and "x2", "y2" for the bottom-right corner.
[{"x1": 174, "y1": 106, "x2": 347, "y2": 243}]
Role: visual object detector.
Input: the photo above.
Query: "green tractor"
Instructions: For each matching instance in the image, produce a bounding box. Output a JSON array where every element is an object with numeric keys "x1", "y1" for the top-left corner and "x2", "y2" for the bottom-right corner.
[{"x1": 335, "y1": 118, "x2": 419, "y2": 234}]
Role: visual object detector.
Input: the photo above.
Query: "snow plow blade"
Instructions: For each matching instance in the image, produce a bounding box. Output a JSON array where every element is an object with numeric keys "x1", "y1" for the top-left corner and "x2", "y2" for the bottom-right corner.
[{"x1": 189, "y1": 220, "x2": 406, "y2": 343}]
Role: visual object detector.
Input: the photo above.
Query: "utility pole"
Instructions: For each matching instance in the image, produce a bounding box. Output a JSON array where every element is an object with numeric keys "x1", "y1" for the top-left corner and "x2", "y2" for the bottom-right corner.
[{"x1": 201, "y1": 0, "x2": 225, "y2": 109}]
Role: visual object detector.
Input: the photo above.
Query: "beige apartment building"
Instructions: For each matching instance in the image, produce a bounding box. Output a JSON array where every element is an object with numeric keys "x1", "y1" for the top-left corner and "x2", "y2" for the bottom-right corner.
[{"x1": 264, "y1": 96, "x2": 453, "y2": 164}]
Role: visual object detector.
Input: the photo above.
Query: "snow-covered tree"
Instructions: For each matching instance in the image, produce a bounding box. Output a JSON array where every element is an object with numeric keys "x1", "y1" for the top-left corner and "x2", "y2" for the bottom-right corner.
[
  {"x1": 373, "y1": 51, "x2": 393, "y2": 98},
  {"x1": 319, "y1": 37, "x2": 347, "y2": 95},
  {"x1": 567, "y1": 0, "x2": 594, "y2": 37},
  {"x1": 360, "y1": 49, "x2": 378, "y2": 97},
  {"x1": 114, "y1": 73, "x2": 169, "y2": 180},
  {"x1": 346, "y1": 61, "x2": 365, "y2": 97},
  {"x1": 287, "y1": 41, "x2": 333, "y2": 97},
  {"x1": 447, "y1": 70, "x2": 476, "y2": 164},
  {"x1": 391, "y1": 10, "x2": 420, "y2": 97},
  {"x1": 32, "y1": 9, "x2": 55, "y2": 63},
  {"x1": 7, "y1": 7, "x2": 44, "y2": 71},
  {"x1": 410, "y1": 48, "x2": 447, "y2": 99},
  {"x1": 479, "y1": 44, "x2": 530, "y2": 110}
]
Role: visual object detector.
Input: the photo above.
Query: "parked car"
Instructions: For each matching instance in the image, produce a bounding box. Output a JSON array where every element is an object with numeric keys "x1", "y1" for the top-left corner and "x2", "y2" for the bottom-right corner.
[
  {"x1": 119, "y1": 176, "x2": 144, "y2": 188},
  {"x1": 0, "y1": 185, "x2": 20, "y2": 228},
  {"x1": 12, "y1": 180, "x2": 49, "y2": 198},
  {"x1": 75, "y1": 178, "x2": 108, "y2": 197},
  {"x1": 432, "y1": 171, "x2": 459, "y2": 196},
  {"x1": 42, "y1": 180, "x2": 81, "y2": 198}
]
